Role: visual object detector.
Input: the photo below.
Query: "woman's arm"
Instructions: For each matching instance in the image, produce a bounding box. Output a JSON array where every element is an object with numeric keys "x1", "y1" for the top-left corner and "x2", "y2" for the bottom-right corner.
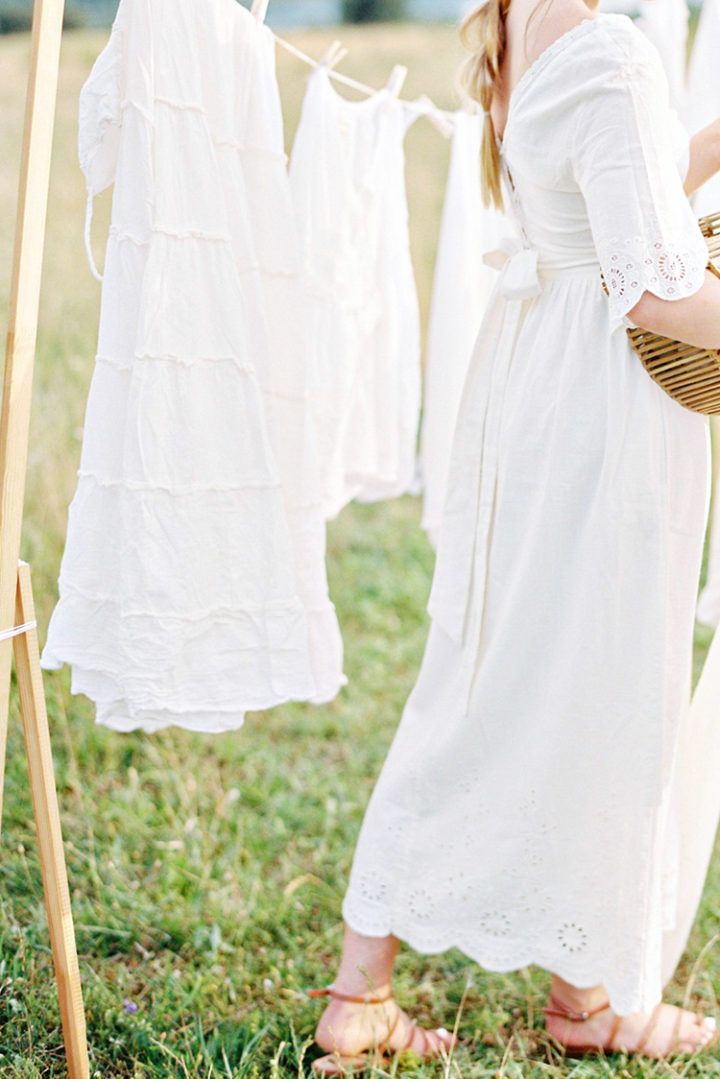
[
  {"x1": 633, "y1": 122, "x2": 720, "y2": 346},
  {"x1": 628, "y1": 269, "x2": 720, "y2": 349},
  {"x1": 685, "y1": 119, "x2": 720, "y2": 196}
]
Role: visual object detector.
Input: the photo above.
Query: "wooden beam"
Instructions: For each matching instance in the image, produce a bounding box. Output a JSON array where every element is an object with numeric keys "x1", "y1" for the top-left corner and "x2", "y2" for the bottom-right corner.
[
  {"x1": 15, "y1": 563, "x2": 88, "y2": 1079},
  {"x1": 0, "y1": 0, "x2": 66, "y2": 825}
]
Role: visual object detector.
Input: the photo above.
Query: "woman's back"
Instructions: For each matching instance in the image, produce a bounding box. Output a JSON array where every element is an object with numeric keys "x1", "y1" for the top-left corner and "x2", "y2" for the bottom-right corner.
[{"x1": 491, "y1": 0, "x2": 594, "y2": 139}]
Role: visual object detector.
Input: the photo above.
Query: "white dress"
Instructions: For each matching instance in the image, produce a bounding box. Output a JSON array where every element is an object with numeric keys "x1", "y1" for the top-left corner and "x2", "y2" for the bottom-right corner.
[
  {"x1": 342, "y1": 15, "x2": 717, "y2": 1016},
  {"x1": 420, "y1": 109, "x2": 511, "y2": 548},
  {"x1": 41, "y1": 0, "x2": 345, "y2": 731},
  {"x1": 289, "y1": 67, "x2": 421, "y2": 519}
]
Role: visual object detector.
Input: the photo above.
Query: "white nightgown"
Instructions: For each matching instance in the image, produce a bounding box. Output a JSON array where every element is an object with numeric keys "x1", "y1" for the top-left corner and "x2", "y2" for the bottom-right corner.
[
  {"x1": 289, "y1": 67, "x2": 421, "y2": 519},
  {"x1": 342, "y1": 15, "x2": 719, "y2": 1015},
  {"x1": 41, "y1": 0, "x2": 345, "y2": 731}
]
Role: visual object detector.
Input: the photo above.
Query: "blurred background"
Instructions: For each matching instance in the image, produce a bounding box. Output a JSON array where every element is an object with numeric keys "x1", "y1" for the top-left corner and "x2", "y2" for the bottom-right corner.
[{"x1": 0, "y1": 0, "x2": 669, "y2": 33}]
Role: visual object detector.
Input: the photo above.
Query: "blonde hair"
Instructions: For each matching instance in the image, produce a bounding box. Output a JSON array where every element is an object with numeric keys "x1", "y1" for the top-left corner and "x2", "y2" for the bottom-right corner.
[{"x1": 459, "y1": 0, "x2": 512, "y2": 211}]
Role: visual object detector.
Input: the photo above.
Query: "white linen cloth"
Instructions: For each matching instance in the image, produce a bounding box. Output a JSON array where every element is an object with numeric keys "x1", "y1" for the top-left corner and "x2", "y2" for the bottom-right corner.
[
  {"x1": 289, "y1": 67, "x2": 422, "y2": 519},
  {"x1": 420, "y1": 109, "x2": 511, "y2": 547},
  {"x1": 687, "y1": 0, "x2": 720, "y2": 627},
  {"x1": 41, "y1": 0, "x2": 345, "y2": 731},
  {"x1": 685, "y1": 0, "x2": 720, "y2": 217},
  {"x1": 636, "y1": 0, "x2": 689, "y2": 112},
  {"x1": 342, "y1": 15, "x2": 717, "y2": 1016},
  {"x1": 696, "y1": 433, "x2": 720, "y2": 626}
]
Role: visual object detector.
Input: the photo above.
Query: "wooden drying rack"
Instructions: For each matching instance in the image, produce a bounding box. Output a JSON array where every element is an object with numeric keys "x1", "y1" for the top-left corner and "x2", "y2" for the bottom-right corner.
[{"x1": 2, "y1": 0, "x2": 89, "y2": 1074}]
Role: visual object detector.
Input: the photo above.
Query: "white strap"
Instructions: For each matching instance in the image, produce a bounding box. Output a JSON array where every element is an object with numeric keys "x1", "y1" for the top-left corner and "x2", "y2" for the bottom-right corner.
[
  {"x1": 385, "y1": 64, "x2": 407, "y2": 97},
  {"x1": 0, "y1": 620, "x2": 37, "y2": 643},
  {"x1": 84, "y1": 192, "x2": 104, "y2": 282},
  {"x1": 403, "y1": 95, "x2": 455, "y2": 138},
  {"x1": 251, "y1": 0, "x2": 270, "y2": 21}
]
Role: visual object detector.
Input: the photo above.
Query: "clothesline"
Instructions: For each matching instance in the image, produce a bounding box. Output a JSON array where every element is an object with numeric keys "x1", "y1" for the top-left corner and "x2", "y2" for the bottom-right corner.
[
  {"x1": 270, "y1": 25, "x2": 457, "y2": 136},
  {"x1": 273, "y1": 33, "x2": 385, "y2": 98}
]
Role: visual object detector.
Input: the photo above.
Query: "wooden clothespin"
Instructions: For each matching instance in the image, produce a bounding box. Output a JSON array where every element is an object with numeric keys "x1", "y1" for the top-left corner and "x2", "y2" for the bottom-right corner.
[
  {"x1": 319, "y1": 39, "x2": 348, "y2": 70},
  {"x1": 385, "y1": 64, "x2": 408, "y2": 97},
  {"x1": 252, "y1": 0, "x2": 270, "y2": 22}
]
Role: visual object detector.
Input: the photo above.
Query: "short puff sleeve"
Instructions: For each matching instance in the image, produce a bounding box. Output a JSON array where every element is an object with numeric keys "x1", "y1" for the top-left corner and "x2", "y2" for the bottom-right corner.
[
  {"x1": 573, "y1": 26, "x2": 707, "y2": 331},
  {"x1": 78, "y1": 23, "x2": 123, "y2": 197}
]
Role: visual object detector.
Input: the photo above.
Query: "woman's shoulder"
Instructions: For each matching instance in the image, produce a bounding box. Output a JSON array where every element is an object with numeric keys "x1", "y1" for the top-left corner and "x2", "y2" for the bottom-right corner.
[
  {"x1": 593, "y1": 11, "x2": 664, "y2": 61},
  {"x1": 561, "y1": 11, "x2": 665, "y2": 80},
  {"x1": 506, "y1": 12, "x2": 668, "y2": 155},
  {"x1": 526, "y1": 13, "x2": 666, "y2": 100}
]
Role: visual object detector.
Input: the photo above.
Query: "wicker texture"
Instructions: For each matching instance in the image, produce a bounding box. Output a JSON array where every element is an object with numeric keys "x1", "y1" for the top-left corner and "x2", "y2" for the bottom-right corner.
[{"x1": 627, "y1": 212, "x2": 720, "y2": 414}]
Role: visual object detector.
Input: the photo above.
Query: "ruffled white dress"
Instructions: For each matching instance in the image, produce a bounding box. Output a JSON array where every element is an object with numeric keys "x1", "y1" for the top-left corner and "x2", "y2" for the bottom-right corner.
[
  {"x1": 343, "y1": 15, "x2": 718, "y2": 1015},
  {"x1": 289, "y1": 67, "x2": 421, "y2": 519},
  {"x1": 420, "y1": 109, "x2": 511, "y2": 548},
  {"x1": 41, "y1": 0, "x2": 345, "y2": 731}
]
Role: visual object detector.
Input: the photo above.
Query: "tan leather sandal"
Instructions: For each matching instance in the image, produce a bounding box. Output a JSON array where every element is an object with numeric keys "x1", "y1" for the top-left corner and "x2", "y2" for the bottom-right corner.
[
  {"x1": 308, "y1": 984, "x2": 453, "y2": 1075},
  {"x1": 544, "y1": 994, "x2": 621, "y2": 1056},
  {"x1": 545, "y1": 994, "x2": 717, "y2": 1058}
]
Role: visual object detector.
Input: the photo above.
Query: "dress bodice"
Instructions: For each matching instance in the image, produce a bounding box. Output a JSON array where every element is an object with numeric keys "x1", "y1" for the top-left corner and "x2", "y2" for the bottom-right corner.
[{"x1": 497, "y1": 14, "x2": 706, "y2": 321}]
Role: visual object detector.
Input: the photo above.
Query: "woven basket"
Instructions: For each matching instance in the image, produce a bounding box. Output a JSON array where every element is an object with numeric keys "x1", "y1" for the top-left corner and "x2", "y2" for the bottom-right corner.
[{"x1": 625, "y1": 212, "x2": 720, "y2": 414}]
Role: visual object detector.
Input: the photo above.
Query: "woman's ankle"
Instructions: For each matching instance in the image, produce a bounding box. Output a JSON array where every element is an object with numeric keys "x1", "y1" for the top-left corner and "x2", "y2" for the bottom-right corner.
[
  {"x1": 329, "y1": 981, "x2": 392, "y2": 1003},
  {"x1": 331, "y1": 926, "x2": 399, "y2": 999},
  {"x1": 550, "y1": 975, "x2": 609, "y2": 1014}
]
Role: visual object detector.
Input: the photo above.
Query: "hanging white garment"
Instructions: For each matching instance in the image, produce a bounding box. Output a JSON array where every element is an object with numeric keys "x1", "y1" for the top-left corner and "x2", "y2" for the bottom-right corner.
[
  {"x1": 41, "y1": 0, "x2": 345, "y2": 731},
  {"x1": 636, "y1": 0, "x2": 689, "y2": 112},
  {"x1": 686, "y1": 0, "x2": 720, "y2": 624},
  {"x1": 289, "y1": 67, "x2": 421, "y2": 519},
  {"x1": 420, "y1": 110, "x2": 512, "y2": 548},
  {"x1": 342, "y1": 16, "x2": 717, "y2": 1015},
  {"x1": 685, "y1": 0, "x2": 720, "y2": 216},
  {"x1": 696, "y1": 425, "x2": 720, "y2": 627},
  {"x1": 660, "y1": 617, "x2": 720, "y2": 982}
]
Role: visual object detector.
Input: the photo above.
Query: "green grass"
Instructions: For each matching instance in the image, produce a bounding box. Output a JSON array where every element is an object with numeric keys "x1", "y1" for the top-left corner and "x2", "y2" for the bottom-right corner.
[{"x1": 0, "y1": 22, "x2": 719, "y2": 1079}]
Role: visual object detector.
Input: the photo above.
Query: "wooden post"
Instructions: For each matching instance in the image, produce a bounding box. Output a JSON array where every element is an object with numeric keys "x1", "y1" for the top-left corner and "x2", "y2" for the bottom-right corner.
[
  {"x1": 0, "y1": 0, "x2": 90, "y2": 1074},
  {"x1": 15, "y1": 563, "x2": 88, "y2": 1078},
  {"x1": 0, "y1": 0, "x2": 65, "y2": 819}
]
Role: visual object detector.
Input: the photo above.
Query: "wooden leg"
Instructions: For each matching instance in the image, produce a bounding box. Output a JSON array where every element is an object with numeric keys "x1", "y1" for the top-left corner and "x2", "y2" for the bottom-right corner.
[{"x1": 13, "y1": 562, "x2": 89, "y2": 1079}]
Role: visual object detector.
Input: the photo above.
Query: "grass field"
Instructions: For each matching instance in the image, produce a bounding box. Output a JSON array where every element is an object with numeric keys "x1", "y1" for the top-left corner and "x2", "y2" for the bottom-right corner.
[{"x1": 1, "y1": 20, "x2": 720, "y2": 1079}]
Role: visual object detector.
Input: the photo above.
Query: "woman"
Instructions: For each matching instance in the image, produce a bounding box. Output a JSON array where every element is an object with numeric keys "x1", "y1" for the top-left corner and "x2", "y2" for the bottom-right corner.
[{"x1": 310, "y1": 0, "x2": 720, "y2": 1069}]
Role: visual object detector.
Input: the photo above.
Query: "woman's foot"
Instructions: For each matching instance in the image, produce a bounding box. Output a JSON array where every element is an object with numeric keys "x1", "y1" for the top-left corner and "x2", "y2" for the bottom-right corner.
[
  {"x1": 545, "y1": 979, "x2": 717, "y2": 1058},
  {"x1": 311, "y1": 984, "x2": 453, "y2": 1073}
]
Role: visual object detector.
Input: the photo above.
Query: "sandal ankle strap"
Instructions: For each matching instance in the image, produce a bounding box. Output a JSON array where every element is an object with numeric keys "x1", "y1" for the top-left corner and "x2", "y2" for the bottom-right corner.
[
  {"x1": 544, "y1": 994, "x2": 612, "y2": 1022},
  {"x1": 307, "y1": 984, "x2": 392, "y2": 1006}
]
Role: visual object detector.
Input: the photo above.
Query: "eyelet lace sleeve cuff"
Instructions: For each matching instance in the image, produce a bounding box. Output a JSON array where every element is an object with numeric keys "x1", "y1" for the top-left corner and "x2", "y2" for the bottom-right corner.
[{"x1": 603, "y1": 234, "x2": 708, "y2": 332}]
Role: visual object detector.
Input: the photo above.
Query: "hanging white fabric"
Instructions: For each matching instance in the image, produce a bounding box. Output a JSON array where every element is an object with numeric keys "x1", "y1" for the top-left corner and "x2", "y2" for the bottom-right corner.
[
  {"x1": 42, "y1": 0, "x2": 345, "y2": 732},
  {"x1": 289, "y1": 63, "x2": 423, "y2": 519},
  {"x1": 685, "y1": 0, "x2": 720, "y2": 216},
  {"x1": 636, "y1": 0, "x2": 689, "y2": 113},
  {"x1": 696, "y1": 425, "x2": 720, "y2": 628},
  {"x1": 420, "y1": 109, "x2": 513, "y2": 547},
  {"x1": 685, "y1": 0, "x2": 720, "y2": 624}
]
